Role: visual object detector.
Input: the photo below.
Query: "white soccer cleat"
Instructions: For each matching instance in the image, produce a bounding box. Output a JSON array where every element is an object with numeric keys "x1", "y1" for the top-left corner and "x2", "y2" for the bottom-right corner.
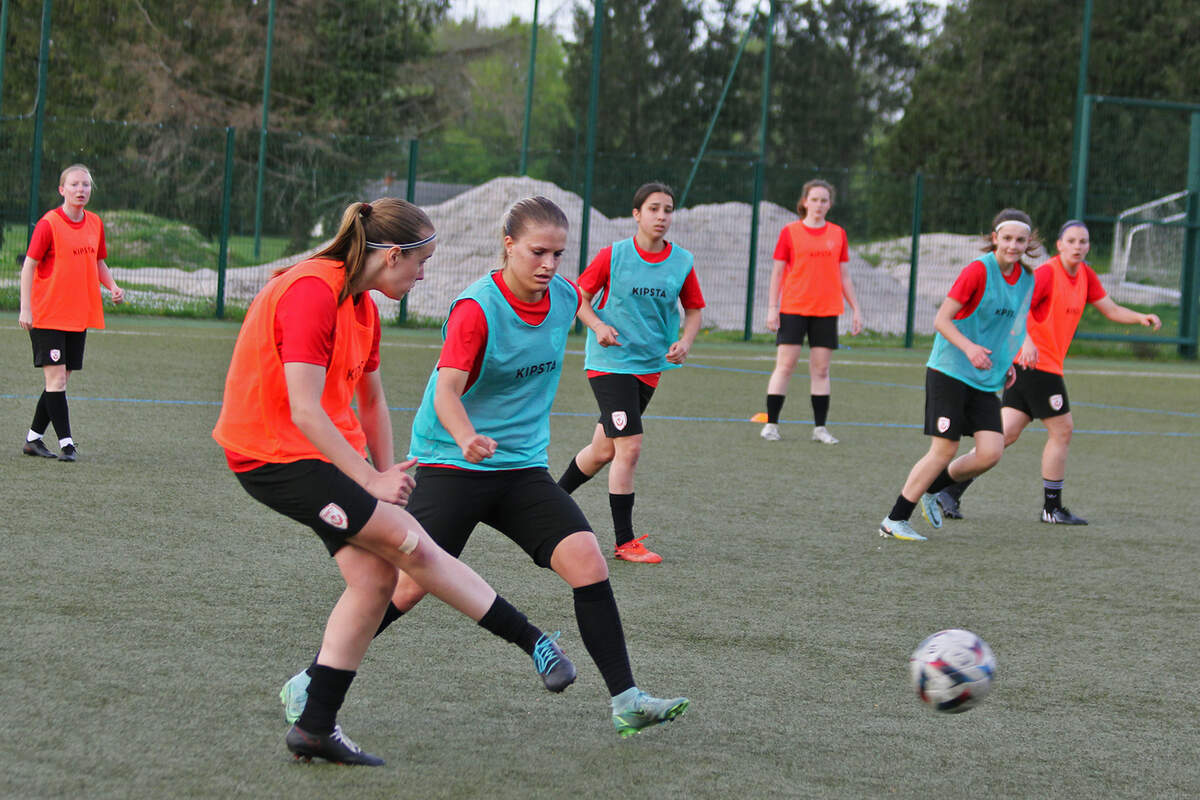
[
  {"x1": 811, "y1": 426, "x2": 838, "y2": 444},
  {"x1": 760, "y1": 423, "x2": 781, "y2": 441}
]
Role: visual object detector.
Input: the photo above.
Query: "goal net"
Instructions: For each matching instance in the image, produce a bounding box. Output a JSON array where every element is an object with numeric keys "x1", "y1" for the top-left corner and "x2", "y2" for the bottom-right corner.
[{"x1": 1109, "y1": 190, "x2": 1187, "y2": 304}]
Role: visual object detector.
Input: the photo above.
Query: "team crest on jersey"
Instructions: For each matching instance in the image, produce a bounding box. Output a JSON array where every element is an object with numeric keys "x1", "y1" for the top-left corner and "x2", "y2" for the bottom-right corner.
[
  {"x1": 937, "y1": 416, "x2": 951, "y2": 433},
  {"x1": 1049, "y1": 394, "x2": 1064, "y2": 411},
  {"x1": 49, "y1": 349, "x2": 61, "y2": 362},
  {"x1": 611, "y1": 411, "x2": 628, "y2": 431},
  {"x1": 319, "y1": 502, "x2": 349, "y2": 531}
]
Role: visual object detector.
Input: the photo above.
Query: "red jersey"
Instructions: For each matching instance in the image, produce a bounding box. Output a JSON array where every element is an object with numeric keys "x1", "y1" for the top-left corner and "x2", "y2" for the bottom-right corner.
[
  {"x1": 947, "y1": 260, "x2": 1048, "y2": 321},
  {"x1": 1021, "y1": 256, "x2": 1106, "y2": 375},
  {"x1": 28, "y1": 208, "x2": 109, "y2": 331},
  {"x1": 773, "y1": 221, "x2": 849, "y2": 316}
]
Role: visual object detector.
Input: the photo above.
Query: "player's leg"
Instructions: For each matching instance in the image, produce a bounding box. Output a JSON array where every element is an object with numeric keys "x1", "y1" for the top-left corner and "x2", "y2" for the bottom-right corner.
[
  {"x1": 763, "y1": 341, "x2": 803, "y2": 440},
  {"x1": 499, "y1": 472, "x2": 688, "y2": 735},
  {"x1": 1039, "y1": 412, "x2": 1085, "y2": 524},
  {"x1": 558, "y1": 422, "x2": 612, "y2": 493},
  {"x1": 938, "y1": 395, "x2": 1034, "y2": 519},
  {"x1": 880, "y1": 436, "x2": 958, "y2": 541},
  {"x1": 808, "y1": 344, "x2": 837, "y2": 443}
]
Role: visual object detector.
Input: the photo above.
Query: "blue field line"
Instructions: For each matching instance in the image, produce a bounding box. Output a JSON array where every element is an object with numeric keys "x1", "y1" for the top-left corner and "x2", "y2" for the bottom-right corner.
[
  {"x1": 686, "y1": 362, "x2": 1199, "y2": 417},
  {"x1": 2, "y1": 392, "x2": 1195, "y2": 437}
]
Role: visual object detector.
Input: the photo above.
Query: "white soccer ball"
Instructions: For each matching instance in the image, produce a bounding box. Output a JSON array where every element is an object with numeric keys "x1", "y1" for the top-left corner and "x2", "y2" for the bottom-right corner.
[{"x1": 909, "y1": 629, "x2": 996, "y2": 713}]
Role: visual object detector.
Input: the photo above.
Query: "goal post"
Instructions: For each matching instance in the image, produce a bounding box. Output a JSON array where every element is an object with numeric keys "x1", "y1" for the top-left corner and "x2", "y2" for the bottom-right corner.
[{"x1": 1072, "y1": 94, "x2": 1200, "y2": 357}]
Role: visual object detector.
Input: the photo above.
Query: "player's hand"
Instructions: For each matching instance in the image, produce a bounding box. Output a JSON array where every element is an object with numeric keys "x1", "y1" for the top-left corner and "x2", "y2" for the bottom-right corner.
[
  {"x1": 766, "y1": 310, "x2": 780, "y2": 332},
  {"x1": 18, "y1": 308, "x2": 32, "y2": 331},
  {"x1": 460, "y1": 434, "x2": 497, "y2": 463},
  {"x1": 1005, "y1": 366, "x2": 1017, "y2": 390},
  {"x1": 665, "y1": 340, "x2": 690, "y2": 364},
  {"x1": 850, "y1": 310, "x2": 863, "y2": 336},
  {"x1": 966, "y1": 343, "x2": 992, "y2": 370},
  {"x1": 593, "y1": 324, "x2": 621, "y2": 347},
  {"x1": 110, "y1": 285, "x2": 125, "y2": 304},
  {"x1": 366, "y1": 463, "x2": 417, "y2": 506},
  {"x1": 1143, "y1": 313, "x2": 1162, "y2": 331},
  {"x1": 1016, "y1": 340, "x2": 1038, "y2": 369}
]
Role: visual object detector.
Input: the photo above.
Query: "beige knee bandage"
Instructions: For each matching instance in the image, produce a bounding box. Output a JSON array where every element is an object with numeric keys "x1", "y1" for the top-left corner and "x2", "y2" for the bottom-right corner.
[{"x1": 397, "y1": 527, "x2": 419, "y2": 555}]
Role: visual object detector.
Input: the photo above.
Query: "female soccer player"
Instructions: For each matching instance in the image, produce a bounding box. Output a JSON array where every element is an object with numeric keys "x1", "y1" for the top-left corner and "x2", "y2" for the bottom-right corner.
[
  {"x1": 934, "y1": 220, "x2": 1162, "y2": 525},
  {"x1": 760, "y1": 178, "x2": 862, "y2": 444},
  {"x1": 19, "y1": 164, "x2": 124, "y2": 461},
  {"x1": 214, "y1": 199, "x2": 572, "y2": 766},
  {"x1": 555, "y1": 182, "x2": 705, "y2": 564},
  {"x1": 879, "y1": 209, "x2": 1042, "y2": 542},
  {"x1": 366, "y1": 196, "x2": 688, "y2": 737}
]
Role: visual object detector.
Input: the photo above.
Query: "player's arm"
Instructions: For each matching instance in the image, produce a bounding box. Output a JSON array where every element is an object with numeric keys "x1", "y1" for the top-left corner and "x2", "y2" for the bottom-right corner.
[
  {"x1": 933, "y1": 296, "x2": 992, "y2": 370},
  {"x1": 575, "y1": 288, "x2": 620, "y2": 346},
  {"x1": 284, "y1": 362, "x2": 413, "y2": 504},
  {"x1": 18, "y1": 256, "x2": 37, "y2": 330},
  {"x1": 766, "y1": 259, "x2": 786, "y2": 332},
  {"x1": 838, "y1": 261, "x2": 863, "y2": 335},
  {"x1": 356, "y1": 368, "x2": 396, "y2": 471},
  {"x1": 432, "y1": 367, "x2": 497, "y2": 463},
  {"x1": 97, "y1": 259, "x2": 124, "y2": 303},
  {"x1": 1092, "y1": 296, "x2": 1162, "y2": 330},
  {"x1": 666, "y1": 307, "x2": 702, "y2": 364}
]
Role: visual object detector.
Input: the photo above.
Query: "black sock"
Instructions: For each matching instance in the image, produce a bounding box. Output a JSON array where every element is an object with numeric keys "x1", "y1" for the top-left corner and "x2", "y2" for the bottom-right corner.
[
  {"x1": 888, "y1": 495, "x2": 917, "y2": 522},
  {"x1": 573, "y1": 580, "x2": 635, "y2": 696},
  {"x1": 927, "y1": 467, "x2": 957, "y2": 495},
  {"x1": 30, "y1": 391, "x2": 50, "y2": 436},
  {"x1": 945, "y1": 477, "x2": 973, "y2": 501},
  {"x1": 1043, "y1": 478, "x2": 1063, "y2": 511},
  {"x1": 557, "y1": 457, "x2": 593, "y2": 495},
  {"x1": 373, "y1": 602, "x2": 405, "y2": 638},
  {"x1": 44, "y1": 390, "x2": 71, "y2": 441},
  {"x1": 766, "y1": 394, "x2": 785, "y2": 424},
  {"x1": 811, "y1": 394, "x2": 830, "y2": 427},
  {"x1": 296, "y1": 664, "x2": 355, "y2": 735},
  {"x1": 477, "y1": 594, "x2": 541, "y2": 655},
  {"x1": 609, "y1": 493, "x2": 635, "y2": 547}
]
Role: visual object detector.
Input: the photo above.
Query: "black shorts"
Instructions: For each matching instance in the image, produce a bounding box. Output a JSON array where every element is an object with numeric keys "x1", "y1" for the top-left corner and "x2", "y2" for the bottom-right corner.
[
  {"x1": 235, "y1": 459, "x2": 379, "y2": 556},
  {"x1": 923, "y1": 368, "x2": 1003, "y2": 441},
  {"x1": 589, "y1": 373, "x2": 656, "y2": 438},
  {"x1": 776, "y1": 314, "x2": 838, "y2": 349},
  {"x1": 407, "y1": 466, "x2": 592, "y2": 569},
  {"x1": 30, "y1": 328, "x2": 87, "y2": 370},
  {"x1": 1003, "y1": 368, "x2": 1071, "y2": 419}
]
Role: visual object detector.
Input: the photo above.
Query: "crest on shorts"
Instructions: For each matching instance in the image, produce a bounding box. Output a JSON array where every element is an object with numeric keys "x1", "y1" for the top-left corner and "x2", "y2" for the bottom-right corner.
[
  {"x1": 611, "y1": 411, "x2": 628, "y2": 431},
  {"x1": 319, "y1": 502, "x2": 349, "y2": 531},
  {"x1": 49, "y1": 348, "x2": 62, "y2": 362},
  {"x1": 1049, "y1": 394, "x2": 1064, "y2": 411},
  {"x1": 937, "y1": 416, "x2": 951, "y2": 433}
]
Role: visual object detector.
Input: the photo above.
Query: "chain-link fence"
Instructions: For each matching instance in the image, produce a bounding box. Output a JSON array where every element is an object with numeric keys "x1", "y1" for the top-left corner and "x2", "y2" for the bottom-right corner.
[{"x1": 1, "y1": 115, "x2": 1193, "y2": 353}]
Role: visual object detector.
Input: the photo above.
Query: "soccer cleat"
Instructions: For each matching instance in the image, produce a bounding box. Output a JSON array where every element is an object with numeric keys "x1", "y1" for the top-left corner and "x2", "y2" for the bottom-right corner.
[
  {"x1": 760, "y1": 422, "x2": 781, "y2": 441},
  {"x1": 879, "y1": 517, "x2": 928, "y2": 542},
  {"x1": 811, "y1": 426, "x2": 838, "y2": 444},
  {"x1": 935, "y1": 489, "x2": 963, "y2": 520},
  {"x1": 285, "y1": 723, "x2": 384, "y2": 766},
  {"x1": 531, "y1": 631, "x2": 577, "y2": 693},
  {"x1": 1041, "y1": 507, "x2": 1088, "y2": 525},
  {"x1": 280, "y1": 669, "x2": 311, "y2": 724},
  {"x1": 614, "y1": 534, "x2": 662, "y2": 564},
  {"x1": 919, "y1": 493, "x2": 943, "y2": 529},
  {"x1": 22, "y1": 438, "x2": 56, "y2": 458},
  {"x1": 612, "y1": 690, "x2": 689, "y2": 738},
  {"x1": 58, "y1": 443, "x2": 79, "y2": 462}
]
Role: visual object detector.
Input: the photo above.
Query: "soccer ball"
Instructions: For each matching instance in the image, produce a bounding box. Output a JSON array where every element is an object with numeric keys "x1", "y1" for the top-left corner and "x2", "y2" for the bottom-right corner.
[{"x1": 909, "y1": 629, "x2": 996, "y2": 713}]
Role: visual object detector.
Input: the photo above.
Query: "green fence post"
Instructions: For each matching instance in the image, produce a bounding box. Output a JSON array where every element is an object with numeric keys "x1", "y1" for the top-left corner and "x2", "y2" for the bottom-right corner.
[
  {"x1": 743, "y1": 0, "x2": 775, "y2": 341},
  {"x1": 26, "y1": 0, "x2": 52, "y2": 242},
  {"x1": 519, "y1": 0, "x2": 539, "y2": 176},
  {"x1": 216, "y1": 126, "x2": 235, "y2": 320},
  {"x1": 1070, "y1": 95, "x2": 1093, "y2": 224},
  {"x1": 1067, "y1": 0, "x2": 1093, "y2": 219},
  {"x1": 252, "y1": 0, "x2": 276, "y2": 259},
  {"x1": 0, "y1": 0, "x2": 11, "y2": 118},
  {"x1": 1180, "y1": 112, "x2": 1200, "y2": 358},
  {"x1": 575, "y1": 0, "x2": 604, "y2": 333},
  {"x1": 905, "y1": 172, "x2": 924, "y2": 349},
  {"x1": 398, "y1": 138, "x2": 418, "y2": 324}
]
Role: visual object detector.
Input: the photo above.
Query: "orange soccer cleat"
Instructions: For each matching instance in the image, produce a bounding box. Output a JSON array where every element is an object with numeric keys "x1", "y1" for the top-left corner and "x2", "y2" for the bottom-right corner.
[{"x1": 614, "y1": 534, "x2": 663, "y2": 564}]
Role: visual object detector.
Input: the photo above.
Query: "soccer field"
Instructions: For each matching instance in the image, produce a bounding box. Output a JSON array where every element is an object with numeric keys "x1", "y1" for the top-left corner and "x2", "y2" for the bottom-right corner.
[{"x1": 2, "y1": 314, "x2": 1198, "y2": 799}]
